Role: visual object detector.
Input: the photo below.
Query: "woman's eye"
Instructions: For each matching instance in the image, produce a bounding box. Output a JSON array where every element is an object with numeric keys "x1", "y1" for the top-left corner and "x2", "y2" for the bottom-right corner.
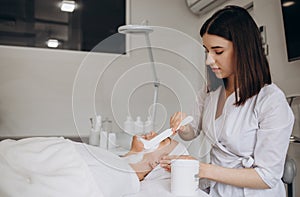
[{"x1": 215, "y1": 51, "x2": 223, "y2": 55}]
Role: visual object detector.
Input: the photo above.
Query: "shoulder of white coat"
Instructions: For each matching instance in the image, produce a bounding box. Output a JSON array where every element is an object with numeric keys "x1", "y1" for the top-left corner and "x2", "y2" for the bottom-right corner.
[
  {"x1": 254, "y1": 83, "x2": 290, "y2": 118},
  {"x1": 256, "y1": 83, "x2": 287, "y2": 103}
]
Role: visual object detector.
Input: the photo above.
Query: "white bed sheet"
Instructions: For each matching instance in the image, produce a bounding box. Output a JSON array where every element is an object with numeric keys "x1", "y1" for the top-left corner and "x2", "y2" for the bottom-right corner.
[
  {"x1": 0, "y1": 137, "x2": 210, "y2": 197},
  {"x1": 0, "y1": 137, "x2": 103, "y2": 197},
  {"x1": 126, "y1": 179, "x2": 209, "y2": 197},
  {"x1": 73, "y1": 138, "x2": 210, "y2": 197}
]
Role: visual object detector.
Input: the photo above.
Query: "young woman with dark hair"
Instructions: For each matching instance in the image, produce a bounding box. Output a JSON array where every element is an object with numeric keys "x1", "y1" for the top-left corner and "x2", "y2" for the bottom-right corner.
[
  {"x1": 201, "y1": 5, "x2": 271, "y2": 106},
  {"x1": 160, "y1": 5, "x2": 294, "y2": 196}
]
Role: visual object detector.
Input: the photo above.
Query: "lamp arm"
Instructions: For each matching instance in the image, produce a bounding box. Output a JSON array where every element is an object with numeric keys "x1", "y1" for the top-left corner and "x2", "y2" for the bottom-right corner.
[
  {"x1": 145, "y1": 33, "x2": 159, "y2": 130},
  {"x1": 145, "y1": 33, "x2": 159, "y2": 83},
  {"x1": 151, "y1": 85, "x2": 159, "y2": 130}
]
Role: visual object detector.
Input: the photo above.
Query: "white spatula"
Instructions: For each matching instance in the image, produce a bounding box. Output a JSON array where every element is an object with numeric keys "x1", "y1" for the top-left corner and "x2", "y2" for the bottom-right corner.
[{"x1": 139, "y1": 116, "x2": 194, "y2": 150}]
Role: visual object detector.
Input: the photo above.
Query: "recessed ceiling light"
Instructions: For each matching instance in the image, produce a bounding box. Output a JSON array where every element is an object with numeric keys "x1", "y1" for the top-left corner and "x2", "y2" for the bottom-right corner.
[
  {"x1": 282, "y1": 1, "x2": 295, "y2": 7},
  {"x1": 60, "y1": 0, "x2": 76, "y2": 12},
  {"x1": 47, "y1": 39, "x2": 59, "y2": 48}
]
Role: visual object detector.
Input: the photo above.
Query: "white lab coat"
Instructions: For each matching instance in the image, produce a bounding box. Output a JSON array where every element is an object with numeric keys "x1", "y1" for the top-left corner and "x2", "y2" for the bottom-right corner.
[{"x1": 181, "y1": 83, "x2": 294, "y2": 197}]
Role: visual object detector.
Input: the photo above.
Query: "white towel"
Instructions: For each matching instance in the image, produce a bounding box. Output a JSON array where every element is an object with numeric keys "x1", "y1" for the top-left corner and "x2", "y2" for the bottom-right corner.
[{"x1": 0, "y1": 137, "x2": 103, "y2": 197}]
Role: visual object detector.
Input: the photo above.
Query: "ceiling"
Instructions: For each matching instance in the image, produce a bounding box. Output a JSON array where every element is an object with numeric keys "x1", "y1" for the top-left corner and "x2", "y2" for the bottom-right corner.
[{"x1": 0, "y1": 0, "x2": 126, "y2": 53}]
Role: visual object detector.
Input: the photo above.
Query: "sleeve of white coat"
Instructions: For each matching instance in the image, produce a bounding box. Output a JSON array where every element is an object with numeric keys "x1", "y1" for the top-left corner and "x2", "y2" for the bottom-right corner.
[
  {"x1": 179, "y1": 86, "x2": 208, "y2": 141},
  {"x1": 253, "y1": 86, "x2": 294, "y2": 188}
]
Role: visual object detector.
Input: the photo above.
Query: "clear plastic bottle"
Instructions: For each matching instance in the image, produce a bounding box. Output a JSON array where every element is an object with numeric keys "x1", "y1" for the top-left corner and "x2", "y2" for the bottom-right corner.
[
  {"x1": 100, "y1": 117, "x2": 113, "y2": 149},
  {"x1": 134, "y1": 116, "x2": 144, "y2": 135}
]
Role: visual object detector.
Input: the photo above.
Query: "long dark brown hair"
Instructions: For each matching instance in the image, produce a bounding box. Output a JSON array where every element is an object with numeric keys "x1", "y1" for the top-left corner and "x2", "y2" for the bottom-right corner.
[{"x1": 200, "y1": 5, "x2": 271, "y2": 106}]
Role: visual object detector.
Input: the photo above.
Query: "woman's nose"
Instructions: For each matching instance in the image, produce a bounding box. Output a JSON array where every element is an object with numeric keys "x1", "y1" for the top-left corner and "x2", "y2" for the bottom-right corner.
[{"x1": 205, "y1": 53, "x2": 215, "y2": 65}]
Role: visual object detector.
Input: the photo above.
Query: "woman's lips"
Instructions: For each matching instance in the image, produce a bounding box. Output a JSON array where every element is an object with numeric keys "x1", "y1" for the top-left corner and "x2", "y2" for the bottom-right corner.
[{"x1": 211, "y1": 67, "x2": 220, "y2": 72}]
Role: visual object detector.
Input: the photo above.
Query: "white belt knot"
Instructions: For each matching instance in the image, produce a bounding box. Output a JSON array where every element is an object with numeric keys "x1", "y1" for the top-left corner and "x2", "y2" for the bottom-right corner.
[{"x1": 241, "y1": 156, "x2": 254, "y2": 168}]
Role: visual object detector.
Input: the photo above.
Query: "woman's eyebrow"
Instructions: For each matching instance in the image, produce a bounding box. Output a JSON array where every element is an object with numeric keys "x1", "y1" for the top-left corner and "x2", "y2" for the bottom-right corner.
[
  {"x1": 211, "y1": 46, "x2": 224, "y2": 49},
  {"x1": 203, "y1": 45, "x2": 224, "y2": 50}
]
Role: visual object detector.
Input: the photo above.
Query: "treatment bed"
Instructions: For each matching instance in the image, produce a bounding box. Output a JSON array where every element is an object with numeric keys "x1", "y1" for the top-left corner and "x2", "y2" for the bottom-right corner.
[{"x1": 0, "y1": 137, "x2": 208, "y2": 197}]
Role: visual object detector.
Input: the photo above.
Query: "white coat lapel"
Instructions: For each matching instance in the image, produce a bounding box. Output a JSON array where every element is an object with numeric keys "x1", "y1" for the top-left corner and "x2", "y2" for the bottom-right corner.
[{"x1": 202, "y1": 86, "x2": 222, "y2": 145}]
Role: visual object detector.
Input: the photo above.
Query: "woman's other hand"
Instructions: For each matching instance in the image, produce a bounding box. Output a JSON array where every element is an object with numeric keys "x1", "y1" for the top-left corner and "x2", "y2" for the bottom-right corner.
[
  {"x1": 170, "y1": 112, "x2": 187, "y2": 133},
  {"x1": 160, "y1": 155, "x2": 196, "y2": 172}
]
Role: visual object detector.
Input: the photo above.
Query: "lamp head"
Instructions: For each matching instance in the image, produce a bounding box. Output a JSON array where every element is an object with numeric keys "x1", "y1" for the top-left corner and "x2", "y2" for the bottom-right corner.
[{"x1": 118, "y1": 25, "x2": 154, "y2": 34}]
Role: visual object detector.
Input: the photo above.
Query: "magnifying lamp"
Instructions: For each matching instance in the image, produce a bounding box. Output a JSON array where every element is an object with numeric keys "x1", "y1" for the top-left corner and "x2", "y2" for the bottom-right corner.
[
  {"x1": 118, "y1": 25, "x2": 159, "y2": 131},
  {"x1": 118, "y1": 25, "x2": 154, "y2": 34}
]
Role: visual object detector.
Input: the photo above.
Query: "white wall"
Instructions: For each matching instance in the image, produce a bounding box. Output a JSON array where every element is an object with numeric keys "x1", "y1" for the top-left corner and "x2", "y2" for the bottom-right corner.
[
  {"x1": 0, "y1": 0, "x2": 299, "y2": 138},
  {"x1": 253, "y1": 0, "x2": 300, "y2": 95},
  {"x1": 130, "y1": 0, "x2": 300, "y2": 94},
  {"x1": 0, "y1": 0, "x2": 205, "y2": 137},
  {"x1": 129, "y1": 0, "x2": 300, "y2": 149},
  {"x1": 0, "y1": 46, "x2": 86, "y2": 136}
]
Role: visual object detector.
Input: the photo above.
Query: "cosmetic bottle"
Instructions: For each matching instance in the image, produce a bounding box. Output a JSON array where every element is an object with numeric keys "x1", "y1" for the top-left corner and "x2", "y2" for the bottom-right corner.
[
  {"x1": 89, "y1": 115, "x2": 101, "y2": 146},
  {"x1": 100, "y1": 117, "x2": 109, "y2": 149},
  {"x1": 144, "y1": 116, "x2": 153, "y2": 134},
  {"x1": 134, "y1": 116, "x2": 144, "y2": 135},
  {"x1": 124, "y1": 115, "x2": 134, "y2": 134}
]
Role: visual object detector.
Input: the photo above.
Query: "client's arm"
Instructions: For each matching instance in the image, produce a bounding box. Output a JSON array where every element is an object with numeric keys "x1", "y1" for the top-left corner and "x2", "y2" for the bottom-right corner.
[{"x1": 123, "y1": 132, "x2": 178, "y2": 181}]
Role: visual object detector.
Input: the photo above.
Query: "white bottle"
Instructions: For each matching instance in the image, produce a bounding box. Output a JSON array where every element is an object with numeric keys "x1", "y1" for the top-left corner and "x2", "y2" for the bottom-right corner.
[
  {"x1": 100, "y1": 117, "x2": 110, "y2": 149},
  {"x1": 89, "y1": 115, "x2": 101, "y2": 146},
  {"x1": 124, "y1": 115, "x2": 134, "y2": 134},
  {"x1": 89, "y1": 128, "x2": 100, "y2": 146},
  {"x1": 94, "y1": 115, "x2": 102, "y2": 131},
  {"x1": 108, "y1": 133, "x2": 117, "y2": 149},
  {"x1": 103, "y1": 118, "x2": 113, "y2": 150},
  {"x1": 144, "y1": 116, "x2": 153, "y2": 134},
  {"x1": 134, "y1": 116, "x2": 144, "y2": 135},
  {"x1": 100, "y1": 131, "x2": 107, "y2": 149}
]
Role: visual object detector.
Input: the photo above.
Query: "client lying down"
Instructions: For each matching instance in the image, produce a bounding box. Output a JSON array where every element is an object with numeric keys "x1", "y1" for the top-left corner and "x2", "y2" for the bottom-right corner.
[
  {"x1": 0, "y1": 133, "x2": 188, "y2": 197},
  {"x1": 122, "y1": 131, "x2": 188, "y2": 181}
]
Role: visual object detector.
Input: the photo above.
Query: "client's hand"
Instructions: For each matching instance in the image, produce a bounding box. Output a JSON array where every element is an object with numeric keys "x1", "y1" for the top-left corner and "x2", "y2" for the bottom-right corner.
[
  {"x1": 160, "y1": 155, "x2": 196, "y2": 172},
  {"x1": 128, "y1": 134, "x2": 178, "y2": 181}
]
